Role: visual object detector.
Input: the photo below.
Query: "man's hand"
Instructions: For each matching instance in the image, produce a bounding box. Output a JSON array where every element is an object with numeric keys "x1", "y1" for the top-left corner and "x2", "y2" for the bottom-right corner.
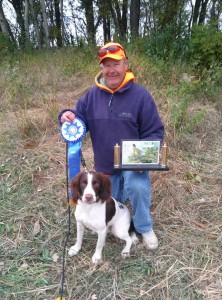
[{"x1": 61, "y1": 111, "x2": 75, "y2": 123}]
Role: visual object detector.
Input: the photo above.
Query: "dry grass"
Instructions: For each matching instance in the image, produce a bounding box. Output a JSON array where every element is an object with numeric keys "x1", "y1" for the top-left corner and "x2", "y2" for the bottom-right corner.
[{"x1": 0, "y1": 50, "x2": 222, "y2": 300}]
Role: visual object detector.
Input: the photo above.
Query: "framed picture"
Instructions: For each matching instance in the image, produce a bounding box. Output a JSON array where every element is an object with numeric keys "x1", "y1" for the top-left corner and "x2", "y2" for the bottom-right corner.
[{"x1": 121, "y1": 140, "x2": 160, "y2": 165}]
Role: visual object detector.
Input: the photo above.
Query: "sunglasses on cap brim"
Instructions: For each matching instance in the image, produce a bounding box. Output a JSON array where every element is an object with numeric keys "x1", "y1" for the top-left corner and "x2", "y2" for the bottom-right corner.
[{"x1": 98, "y1": 45, "x2": 127, "y2": 58}]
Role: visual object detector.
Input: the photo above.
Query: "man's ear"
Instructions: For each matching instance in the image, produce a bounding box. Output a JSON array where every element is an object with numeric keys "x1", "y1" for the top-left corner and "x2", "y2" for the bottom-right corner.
[{"x1": 124, "y1": 58, "x2": 129, "y2": 69}]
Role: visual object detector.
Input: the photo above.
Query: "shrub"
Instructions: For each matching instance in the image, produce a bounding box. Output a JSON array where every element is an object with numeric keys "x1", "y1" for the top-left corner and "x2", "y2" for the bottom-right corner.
[
  {"x1": 0, "y1": 33, "x2": 16, "y2": 60},
  {"x1": 189, "y1": 24, "x2": 222, "y2": 70}
]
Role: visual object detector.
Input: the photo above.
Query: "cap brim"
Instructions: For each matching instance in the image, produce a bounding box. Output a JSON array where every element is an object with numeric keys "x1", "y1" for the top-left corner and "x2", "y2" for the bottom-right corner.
[{"x1": 99, "y1": 53, "x2": 125, "y2": 64}]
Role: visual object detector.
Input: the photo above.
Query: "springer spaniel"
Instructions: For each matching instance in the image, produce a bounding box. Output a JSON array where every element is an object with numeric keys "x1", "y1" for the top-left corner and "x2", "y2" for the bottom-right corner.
[{"x1": 68, "y1": 171, "x2": 138, "y2": 264}]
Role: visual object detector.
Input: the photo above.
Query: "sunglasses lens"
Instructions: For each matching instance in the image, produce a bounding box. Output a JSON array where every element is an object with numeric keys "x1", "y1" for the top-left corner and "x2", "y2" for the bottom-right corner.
[
  {"x1": 107, "y1": 46, "x2": 118, "y2": 52},
  {"x1": 98, "y1": 48, "x2": 107, "y2": 57}
]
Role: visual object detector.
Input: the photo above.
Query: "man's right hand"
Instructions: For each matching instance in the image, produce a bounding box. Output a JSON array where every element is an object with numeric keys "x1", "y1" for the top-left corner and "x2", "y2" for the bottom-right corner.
[{"x1": 61, "y1": 111, "x2": 75, "y2": 123}]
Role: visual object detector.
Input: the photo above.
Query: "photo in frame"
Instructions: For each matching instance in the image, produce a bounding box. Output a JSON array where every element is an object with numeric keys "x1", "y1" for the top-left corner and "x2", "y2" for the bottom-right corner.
[{"x1": 121, "y1": 140, "x2": 160, "y2": 165}]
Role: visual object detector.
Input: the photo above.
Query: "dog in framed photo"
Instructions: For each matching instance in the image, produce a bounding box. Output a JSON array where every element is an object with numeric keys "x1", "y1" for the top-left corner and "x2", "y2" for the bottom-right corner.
[{"x1": 68, "y1": 170, "x2": 138, "y2": 264}]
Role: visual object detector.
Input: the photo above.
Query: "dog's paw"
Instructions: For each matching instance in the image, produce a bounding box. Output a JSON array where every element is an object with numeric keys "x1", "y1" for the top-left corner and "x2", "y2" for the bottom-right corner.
[
  {"x1": 131, "y1": 232, "x2": 139, "y2": 245},
  {"x1": 121, "y1": 251, "x2": 130, "y2": 259},
  {"x1": 68, "y1": 245, "x2": 81, "y2": 257},
  {"x1": 92, "y1": 254, "x2": 102, "y2": 265}
]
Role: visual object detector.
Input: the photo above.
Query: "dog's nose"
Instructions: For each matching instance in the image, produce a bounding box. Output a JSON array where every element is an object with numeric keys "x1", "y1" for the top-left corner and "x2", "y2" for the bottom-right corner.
[{"x1": 84, "y1": 194, "x2": 93, "y2": 202}]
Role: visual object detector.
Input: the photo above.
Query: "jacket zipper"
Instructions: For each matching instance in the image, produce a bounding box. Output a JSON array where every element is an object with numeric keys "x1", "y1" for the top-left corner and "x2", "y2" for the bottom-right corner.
[{"x1": 108, "y1": 94, "x2": 114, "y2": 107}]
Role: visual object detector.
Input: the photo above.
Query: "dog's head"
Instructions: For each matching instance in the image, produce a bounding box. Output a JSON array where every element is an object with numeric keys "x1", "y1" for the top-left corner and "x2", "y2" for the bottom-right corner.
[{"x1": 70, "y1": 171, "x2": 112, "y2": 204}]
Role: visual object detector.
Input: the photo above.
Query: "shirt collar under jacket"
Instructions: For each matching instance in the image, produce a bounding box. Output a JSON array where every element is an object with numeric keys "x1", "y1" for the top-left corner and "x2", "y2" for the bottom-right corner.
[{"x1": 95, "y1": 69, "x2": 135, "y2": 93}]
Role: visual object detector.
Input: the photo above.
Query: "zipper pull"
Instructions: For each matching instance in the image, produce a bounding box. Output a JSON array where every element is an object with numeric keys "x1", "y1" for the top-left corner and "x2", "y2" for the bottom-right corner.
[{"x1": 108, "y1": 94, "x2": 114, "y2": 107}]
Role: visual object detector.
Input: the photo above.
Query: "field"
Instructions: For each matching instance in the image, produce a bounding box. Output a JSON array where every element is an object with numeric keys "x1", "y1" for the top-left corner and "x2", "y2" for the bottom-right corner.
[{"x1": 0, "y1": 48, "x2": 222, "y2": 300}]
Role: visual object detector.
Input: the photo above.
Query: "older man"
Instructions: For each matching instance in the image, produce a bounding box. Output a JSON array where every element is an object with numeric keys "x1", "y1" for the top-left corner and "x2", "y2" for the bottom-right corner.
[{"x1": 59, "y1": 42, "x2": 164, "y2": 250}]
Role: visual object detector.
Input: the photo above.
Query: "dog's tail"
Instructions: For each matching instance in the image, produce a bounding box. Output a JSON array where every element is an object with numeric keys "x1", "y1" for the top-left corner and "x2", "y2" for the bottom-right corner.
[{"x1": 129, "y1": 220, "x2": 140, "y2": 245}]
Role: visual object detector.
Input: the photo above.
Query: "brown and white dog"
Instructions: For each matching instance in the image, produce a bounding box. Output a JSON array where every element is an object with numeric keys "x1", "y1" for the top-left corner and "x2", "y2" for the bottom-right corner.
[{"x1": 68, "y1": 171, "x2": 138, "y2": 264}]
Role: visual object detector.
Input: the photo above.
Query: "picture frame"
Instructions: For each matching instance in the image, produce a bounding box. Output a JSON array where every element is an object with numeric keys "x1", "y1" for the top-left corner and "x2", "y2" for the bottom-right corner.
[{"x1": 121, "y1": 140, "x2": 160, "y2": 166}]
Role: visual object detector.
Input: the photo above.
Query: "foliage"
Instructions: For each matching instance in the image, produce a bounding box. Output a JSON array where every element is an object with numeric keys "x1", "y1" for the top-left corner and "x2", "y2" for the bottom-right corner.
[
  {"x1": 166, "y1": 79, "x2": 208, "y2": 136},
  {"x1": 141, "y1": 23, "x2": 190, "y2": 61},
  {"x1": 189, "y1": 24, "x2": 222, "y2": 69},
  {"x1": 0, "y1": 33, "x2": 16, "y2": 58},
  {"x1": 1, "y1": 0, "x2": 222, "y2": 54},
  {"x1": 62, "y1": 45, "x2": 98, "y2": 76}
]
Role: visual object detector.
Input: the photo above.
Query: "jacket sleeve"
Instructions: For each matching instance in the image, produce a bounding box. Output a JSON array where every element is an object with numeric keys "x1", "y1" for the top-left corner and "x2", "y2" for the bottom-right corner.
[{"x1": 139, "y1": 92, "x2": 164, "y2": 143}]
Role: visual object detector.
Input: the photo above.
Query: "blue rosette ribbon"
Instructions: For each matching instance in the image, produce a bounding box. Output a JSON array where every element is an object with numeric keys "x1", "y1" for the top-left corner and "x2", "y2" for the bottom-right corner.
[{"x1": 61, "y1": 118, "x2": 86, "y2": 180}]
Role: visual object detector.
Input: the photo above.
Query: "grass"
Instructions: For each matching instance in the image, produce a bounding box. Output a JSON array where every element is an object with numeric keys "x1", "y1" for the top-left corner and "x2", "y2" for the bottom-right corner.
[{"x1": 0, "y1": 48, "x2": 222, "y2": 300}]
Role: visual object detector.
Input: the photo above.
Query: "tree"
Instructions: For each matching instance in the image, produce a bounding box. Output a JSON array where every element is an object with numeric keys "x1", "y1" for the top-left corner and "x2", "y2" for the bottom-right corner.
[
  {"x1": 54, "y1": 0, "x2": 62, "y2": 47},
  {"x1": 130, "y1": 0, "x2": 140, "y2": 39},
  {"x1": 40, "y1": 0, "x2": 50, "y2": 48},
  {"x1": 199, "y1": 0, "x2": 210, "y2": 24},
  {"x1": 192, "y1": 0, "x2": 210, "y2": 25},
  {"x1": 209, "y1": 0, "x2": 222, "y2": 29},
  {"x1": 24, "y1": 0, "x2": 29, "y2": 42},
  {"x1": 109, "y1": 0, "x2": 127, "y2": 40},
  {"x1": 60, "y1": 0, "x2": 64, "y2": 47},
  {"x1": 1, "y1": 0, "x2": 221, "y2": 57},
  {"x1": 0, "y1": 0, "x2": 16, "y2": 43},
  {"x1": 29, "y1": 0, "x2": 41, "y2": 48},
  {"x1": 98, "y1": 0, "x2": 111, "y2": 42},
  {"x1": 8, "y1": 0, "x2": 26, "y2": 46},
  {"x1": 81, "y1": 0, "x2": 96, "y2": 45}
]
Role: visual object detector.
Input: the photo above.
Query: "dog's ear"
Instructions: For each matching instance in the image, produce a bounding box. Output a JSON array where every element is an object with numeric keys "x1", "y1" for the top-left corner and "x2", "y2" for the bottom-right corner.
[
  {"x1": 98, "y1": 174, "x2": 112, "y2": 201},
  {"x1": 70, "y1": 172, "x2": 82, "y2": 205}
]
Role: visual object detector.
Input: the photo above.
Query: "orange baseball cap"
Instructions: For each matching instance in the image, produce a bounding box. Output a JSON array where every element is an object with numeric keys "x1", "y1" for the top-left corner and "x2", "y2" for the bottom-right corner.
[{"x1": 98, "y1": 42, "x2": 127, "y2": 64}]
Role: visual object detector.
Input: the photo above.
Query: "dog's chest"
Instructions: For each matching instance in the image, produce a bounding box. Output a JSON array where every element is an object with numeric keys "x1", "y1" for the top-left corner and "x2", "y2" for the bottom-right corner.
[{"x1": 75, "y1": 202, "x2": 107, "y2": 231}]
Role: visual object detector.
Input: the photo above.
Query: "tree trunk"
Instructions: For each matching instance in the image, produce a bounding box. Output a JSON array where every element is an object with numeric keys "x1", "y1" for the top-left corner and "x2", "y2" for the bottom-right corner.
[
  {"x1": 60, "y1": 0, "x2": 64, "y2": 47},
  {"x1": 199, "y1": 0, "x2": 210, "y2": 24},
  {"x1": 192, "y1": 0, "x2": 202, "y2": 25},
  {"x1": 107, "y1": 0, "x2": 119, "y2": 38},
  {"x1": 98, "y1": 0, "x2": 111, "y2": 43},
  {"x1": 130, "y1": 0, "x2": 140, "y2": 38},
  {"x1": 10, "y1": 0, "x2": 26, "y2": 46},
  {"x1": 29, "y1": 0, "x2": 41, "y2": 48},
  {"x1": 81, "y1": 0, "x2": 96, "y2": 45},
  {"x1": 210, "y1": 0, "x2": 220, "y2": 29},
  {"x1": 113, "y1": 0, "x2": 125, "y2": 39},
  {"x1": 54, "y1": 0, "x2": 62, "y2": 47},
  {"x1": 0, "y1": 0, "x2": 16, "y2": 43},
  {"x1": 210, "y1": 0, "x2": 217, "y2": 22},
  {"x1": 107, "y1": 0, "x2": 126, "y2": 40},
  {"x1": 24, "y1": 0, "x2": 29, "y2": 43},
  {"x1": 40, "y1": 0, "x2": 50, "y2": 48},
  {"x1": 122, "y1": 0, "x2": 128, "y2": 36}
]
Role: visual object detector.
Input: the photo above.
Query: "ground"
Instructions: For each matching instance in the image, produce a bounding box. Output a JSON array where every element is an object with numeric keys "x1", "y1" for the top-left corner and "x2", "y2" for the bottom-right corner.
[{"x1": 0, "y1": 89, "x2": 221, "y2": 299}]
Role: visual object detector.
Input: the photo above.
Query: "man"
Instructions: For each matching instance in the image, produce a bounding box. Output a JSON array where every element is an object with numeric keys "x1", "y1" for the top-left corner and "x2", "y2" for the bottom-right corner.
[{"x1": 59, "y1": 42, "x2": 164, "y2": 250}]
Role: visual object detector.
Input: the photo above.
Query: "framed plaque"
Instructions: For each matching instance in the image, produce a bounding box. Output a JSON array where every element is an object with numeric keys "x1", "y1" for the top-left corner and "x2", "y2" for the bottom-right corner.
[{"x1": 114, "y1": 140, "x2": 169, "y2": 171}]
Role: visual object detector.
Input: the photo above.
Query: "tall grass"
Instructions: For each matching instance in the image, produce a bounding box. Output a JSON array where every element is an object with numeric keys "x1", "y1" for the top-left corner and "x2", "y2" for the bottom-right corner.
[{"x1": 0, "y1": 47, "x2": 222, "y2": 299}]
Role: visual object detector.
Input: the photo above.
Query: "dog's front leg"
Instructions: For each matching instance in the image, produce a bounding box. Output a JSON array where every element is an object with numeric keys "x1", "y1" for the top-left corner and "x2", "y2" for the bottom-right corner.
[
  {"x1": 92, "y1": 229, "x2": 107, "y2": 264},
  {"x1": 68, "y1": 221, "x2": 85, "y2": 257}
]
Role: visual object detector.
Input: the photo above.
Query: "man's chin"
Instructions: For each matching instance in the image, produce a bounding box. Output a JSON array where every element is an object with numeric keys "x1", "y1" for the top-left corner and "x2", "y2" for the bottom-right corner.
[{"x1": 106, "y1": 82, "x2": 119, "y2": 90}]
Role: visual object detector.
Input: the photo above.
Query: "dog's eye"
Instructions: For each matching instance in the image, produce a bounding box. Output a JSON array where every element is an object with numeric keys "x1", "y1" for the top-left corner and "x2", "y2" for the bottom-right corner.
[
  {"x1": 92, "y1": 180, "x2": 99, "y2": 187},
  {"x1": 81, "y1": 180, "x2": 87, "y2": 188}
]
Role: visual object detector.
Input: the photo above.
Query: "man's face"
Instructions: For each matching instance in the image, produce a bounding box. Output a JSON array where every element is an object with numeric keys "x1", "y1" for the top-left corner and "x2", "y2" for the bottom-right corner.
[{"x1": 100, "y1": 58, "x2": 128, "y2": 90}]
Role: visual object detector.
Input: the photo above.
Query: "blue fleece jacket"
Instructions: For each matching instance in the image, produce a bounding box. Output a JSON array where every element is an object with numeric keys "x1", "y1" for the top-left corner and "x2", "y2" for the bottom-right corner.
[{"x1": 59, "y1": 71, "x2": 164, "y2": 174}]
